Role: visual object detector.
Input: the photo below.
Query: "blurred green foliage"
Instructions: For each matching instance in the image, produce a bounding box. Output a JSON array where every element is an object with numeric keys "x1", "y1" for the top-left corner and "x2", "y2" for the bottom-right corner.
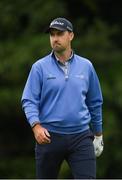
[{"x1": 0, "y1": 0, "x2": 122, "y2": 179}]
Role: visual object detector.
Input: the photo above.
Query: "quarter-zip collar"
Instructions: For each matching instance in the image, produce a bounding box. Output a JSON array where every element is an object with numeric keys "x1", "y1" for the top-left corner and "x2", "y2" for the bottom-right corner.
[
  {"x1": 51, "y1": 50, "x2": 74, "y2": 64},
  {"x1": 51, "y1": 51, "x2": 74, "y2": 80}
]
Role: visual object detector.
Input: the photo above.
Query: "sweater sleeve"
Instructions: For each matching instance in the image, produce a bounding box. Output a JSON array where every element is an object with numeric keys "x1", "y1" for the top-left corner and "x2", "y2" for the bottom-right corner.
[
  {"x1": 86, "y1": 64, "x2": 103, "y2": 134},
  {"x1": 21, "y1": 63, "x2": 42, "y2": 127}
]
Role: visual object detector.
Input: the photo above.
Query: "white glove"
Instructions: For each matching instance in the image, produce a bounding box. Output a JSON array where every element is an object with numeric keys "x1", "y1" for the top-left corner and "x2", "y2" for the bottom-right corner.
[{"x1": 93, "y1": 135, "x2": 104, "y2": 157}]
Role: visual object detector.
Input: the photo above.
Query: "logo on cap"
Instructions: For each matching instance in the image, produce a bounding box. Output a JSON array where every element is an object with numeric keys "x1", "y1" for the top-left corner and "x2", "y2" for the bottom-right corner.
[
  {"x1": 46, "y1": 17, "x2": 73, "y2": 33},
  {"x1": 50, "y1": 21, "x2": 64, "y2": 26}
]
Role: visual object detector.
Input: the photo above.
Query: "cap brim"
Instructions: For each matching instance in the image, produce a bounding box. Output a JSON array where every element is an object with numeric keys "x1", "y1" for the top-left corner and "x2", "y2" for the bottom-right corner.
[{"x1": 46, "y1": 26, "x2": 66, "y2": 33}]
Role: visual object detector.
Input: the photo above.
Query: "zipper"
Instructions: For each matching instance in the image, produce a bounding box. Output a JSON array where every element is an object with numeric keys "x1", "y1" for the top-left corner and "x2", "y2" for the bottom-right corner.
[
  {"x1": 64, "y1": 61, "x2": 69, "y2": 80},
  {"x1": 56, "y1": 60, "x2": 70, "y2": 81}
]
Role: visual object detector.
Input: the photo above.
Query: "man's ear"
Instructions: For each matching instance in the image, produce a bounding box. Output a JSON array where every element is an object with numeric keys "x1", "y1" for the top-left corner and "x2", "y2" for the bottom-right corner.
[{"x1": 70, "y1": 32, "x2": 74, "y2": 41}]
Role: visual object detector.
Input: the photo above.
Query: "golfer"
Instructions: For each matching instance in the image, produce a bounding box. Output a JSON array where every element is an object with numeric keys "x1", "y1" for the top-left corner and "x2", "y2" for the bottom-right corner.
[{"x1": 21, "y1": 17, "x2": 104, "y2": 179}]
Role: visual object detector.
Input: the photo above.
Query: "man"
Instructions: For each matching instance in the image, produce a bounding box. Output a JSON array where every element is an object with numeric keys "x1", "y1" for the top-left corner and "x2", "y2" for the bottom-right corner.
[{"x1": 21, "y1": 17, "x2": 103, "y2": 179}]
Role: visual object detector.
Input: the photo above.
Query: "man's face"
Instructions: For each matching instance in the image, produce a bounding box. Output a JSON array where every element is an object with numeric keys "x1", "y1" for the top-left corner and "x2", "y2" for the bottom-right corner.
[{"x1": 49, "y1": 29, "x2": 74, "y2": 53}]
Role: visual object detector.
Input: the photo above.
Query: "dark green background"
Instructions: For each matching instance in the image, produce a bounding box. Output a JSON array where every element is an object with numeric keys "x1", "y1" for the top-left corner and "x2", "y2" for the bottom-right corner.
[{"x1": 0, "y1": 0, "x2": 122, "y2": 178}]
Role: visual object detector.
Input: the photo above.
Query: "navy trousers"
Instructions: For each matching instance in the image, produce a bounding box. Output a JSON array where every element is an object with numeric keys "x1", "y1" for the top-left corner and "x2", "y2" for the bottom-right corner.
[{"x1": 35, "y1": 129, "x2": 96, "y2": 179}]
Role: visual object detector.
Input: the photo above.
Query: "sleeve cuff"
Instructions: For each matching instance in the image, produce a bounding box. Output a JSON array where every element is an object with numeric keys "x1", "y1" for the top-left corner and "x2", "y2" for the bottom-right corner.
[
  {"x1": 92, "y1": 124, "x2": 102, "y2": 134},
  {"x1": 28, "y1": 116, "x2": 40, "y2": 127},
  {"x1": 31, "y1": 121, "x2": 40, "y2": 128}
]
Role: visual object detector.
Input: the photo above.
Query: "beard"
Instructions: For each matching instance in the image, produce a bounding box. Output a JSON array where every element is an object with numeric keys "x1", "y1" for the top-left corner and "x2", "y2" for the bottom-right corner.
[{"x1": 52, "y1": 43, "x2": 65, "y2": 53}]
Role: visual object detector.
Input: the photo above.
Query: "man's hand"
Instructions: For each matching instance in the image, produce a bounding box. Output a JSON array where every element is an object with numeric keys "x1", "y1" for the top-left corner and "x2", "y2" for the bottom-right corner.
[
  {"x1": 32, "y1": 124, "x2": 51, "y2": 144},
  {"x1": 93, "y1": 135, "x2": 104, "y2": 157}
]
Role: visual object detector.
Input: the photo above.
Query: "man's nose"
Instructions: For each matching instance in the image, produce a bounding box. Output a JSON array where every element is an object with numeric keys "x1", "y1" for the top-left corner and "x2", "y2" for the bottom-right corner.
[{"x1": 53, "y1": 35, "x2": 59, "y2": 41}]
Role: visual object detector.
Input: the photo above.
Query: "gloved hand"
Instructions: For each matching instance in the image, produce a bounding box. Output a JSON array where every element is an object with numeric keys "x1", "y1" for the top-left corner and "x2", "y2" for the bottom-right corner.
[{"x1": 93, "y1": 135, "x2": 104, "y2": 157}]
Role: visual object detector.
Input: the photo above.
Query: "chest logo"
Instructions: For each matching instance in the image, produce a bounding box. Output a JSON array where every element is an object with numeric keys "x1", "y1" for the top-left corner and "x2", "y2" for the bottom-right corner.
[
  {"x1": 75, "y1": 74, "x2": 84, "y2": 79},
  {"x1": 47, "y1": 74, "x2": 56, "y2": 80}
]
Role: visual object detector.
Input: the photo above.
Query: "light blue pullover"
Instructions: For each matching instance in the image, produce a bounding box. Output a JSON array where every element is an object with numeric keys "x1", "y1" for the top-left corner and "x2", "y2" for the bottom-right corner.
[{"x1": 21, "y1": 52, "x2": 103, "y2": 134}]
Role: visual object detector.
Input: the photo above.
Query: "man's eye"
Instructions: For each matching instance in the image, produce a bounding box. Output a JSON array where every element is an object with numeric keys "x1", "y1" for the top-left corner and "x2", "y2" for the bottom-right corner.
[{"x1": 58, "y1": 32, "x2": 64, "y2": 36}]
